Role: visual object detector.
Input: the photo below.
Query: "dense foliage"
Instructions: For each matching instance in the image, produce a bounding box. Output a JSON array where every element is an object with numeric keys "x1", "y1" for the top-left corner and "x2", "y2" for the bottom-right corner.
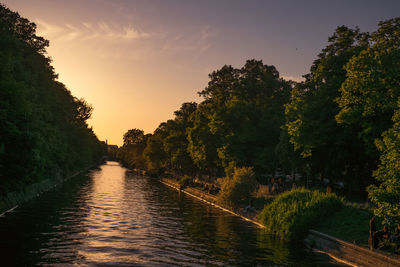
[
  {"x1": 368, "y1": 101, "x2": 400, "y2": 227},
  {"x1": 117, "y1": 18, "x2": 400, "y2": 227},
  {"x1": 335, "y1": 18, "x2": 400, "y2": 226},
  {"x1": 119, "y1": 60, "x2": 293, "y2": 180},
  {"x1": 217, "y1": 167, "x2": 257, "y2": 208},
  {"x1": 3, "y1": 2, "x2": 399, "y2": 237},
  {"x1": 285, "y1": 26, "x2": 373, "y2": 193},
  {"x1": 0, "y1": 4, "x2": 105, "y2": 195},
  {"x1": 258, "y1": 188, "x2": 343, "y2": 240}
]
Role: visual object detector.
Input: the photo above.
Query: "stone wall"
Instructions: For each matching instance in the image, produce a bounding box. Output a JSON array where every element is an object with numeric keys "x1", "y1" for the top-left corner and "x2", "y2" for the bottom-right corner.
[
  {"x1": 0, "y1": 164, "x2": 99, "y2": 216},
  {"x1": 160, "y1": 178, "x2": 265, "y2": 228},
  {"x1": 305, "y1": 230, "x2": 400, "y2": 267}
]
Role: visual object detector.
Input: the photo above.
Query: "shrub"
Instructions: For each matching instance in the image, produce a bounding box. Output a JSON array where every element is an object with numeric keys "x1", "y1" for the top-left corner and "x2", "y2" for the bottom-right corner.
[
  {"x1": 258, "y1": 188, "x2": 343, "y2": 240},
  {"x1": 178, "y1": 175, "x2": 192, "y2": 189},
  {"x1": 217, "y1": 167, "x2": 258, "y2": 208}
]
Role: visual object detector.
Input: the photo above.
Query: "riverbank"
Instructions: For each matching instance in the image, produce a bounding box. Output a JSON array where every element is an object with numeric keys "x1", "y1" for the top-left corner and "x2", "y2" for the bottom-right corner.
[
  {"x1": 159, "y1": 178, "x2": 265, "y2": 228},
  {"x1": 159, "y1": 177, "x2": 400, "y2": 267},
  {"x1": 0, "y1": 162, "x2": 342, "y2": 266},
  {"x1": 305, "y1": 230, "x2": 400, "y2": 267},
  {"x1": 0, "y1": 162, "x2": 103, "y2": 216}
]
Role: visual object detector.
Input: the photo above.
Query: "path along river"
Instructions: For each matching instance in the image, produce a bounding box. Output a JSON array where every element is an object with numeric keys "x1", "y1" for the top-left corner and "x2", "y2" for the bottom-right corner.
[{"x1": 0, "y1": 161, "x2": 345, "y2": 266}]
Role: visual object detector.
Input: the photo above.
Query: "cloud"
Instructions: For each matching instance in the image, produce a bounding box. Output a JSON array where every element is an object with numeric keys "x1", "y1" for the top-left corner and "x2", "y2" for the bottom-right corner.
[
  {"x1": 35, "y1": 19, "x2": 150, "y2": 43},
  {"x1": 34, "y1": 19, "x2": 216, "y2": 63},
  {"x1": 160, "y1": 25, "x2": 217, "y2": 53},
  {"x1": 200, "y1": 26, "x2": 213, "y2": 41},
  {"x1": 281, "y1": 75, "x2": 304, "y2": 82},
  {"x1": 35, "y1": 19, "x2": 64, "y2": 36}
]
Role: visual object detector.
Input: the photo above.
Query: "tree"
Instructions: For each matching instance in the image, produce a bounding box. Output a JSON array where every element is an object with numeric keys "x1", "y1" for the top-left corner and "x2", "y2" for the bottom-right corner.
[
  {"x1": 187, "y1": 103, "x2": 222, "y2": 176},
  {"x1": 0, "y1": 3, "x2": 49, "y2": 54},
  {"x1": 217, "y1": 167, "x2": 258, "y2": 208},
  {"x1": 368, "y1": 99, "x2": 400, "y2": 227},
  {"x1": 123, "y1": 129, "x2": 145, "y2": 146},
  {"x1": 141, "y1": 103, "x2": 198, "y2": 175},
  {"x1": 336, "y1": 18, "x2": 400, "y2": 156},
  {"x1": 193, "y1": 60, "x2": 291, "y2": 177},
  {"x1": 144, "y1": 133, "x2": 167, "y2": 173},
  {"x1": 285, "y1": 25, "x2": 372, "y2": 190},
  {"x1": 74, "y1": 97, "x2": 93, "y2": 124},
  {"x1": 332, "y1": 18, "x2": 400, "y2": 225},
  {"x1": 163, "y1": 103, "x2": 197, "y2": 174},
  {"x1": 0, "y1": 3, "x2": 104, "y2": 195}
]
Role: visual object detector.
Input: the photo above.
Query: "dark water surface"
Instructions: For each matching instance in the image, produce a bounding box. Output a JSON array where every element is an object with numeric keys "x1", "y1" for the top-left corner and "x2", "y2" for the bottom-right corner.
[{"x1": 0, "y1": 162, "x2": 345, "y2": 266}]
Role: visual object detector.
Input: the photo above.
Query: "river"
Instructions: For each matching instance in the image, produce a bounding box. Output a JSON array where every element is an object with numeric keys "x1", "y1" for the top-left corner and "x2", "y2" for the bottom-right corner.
[{"x1": 0, "y1": 161, "x2": 345, "y2": 266}]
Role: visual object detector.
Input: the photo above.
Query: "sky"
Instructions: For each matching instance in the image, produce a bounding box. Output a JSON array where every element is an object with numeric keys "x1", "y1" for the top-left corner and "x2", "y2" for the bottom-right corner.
[{"x1": 2, "y1": 0, "x2": 400, "y2": 146}]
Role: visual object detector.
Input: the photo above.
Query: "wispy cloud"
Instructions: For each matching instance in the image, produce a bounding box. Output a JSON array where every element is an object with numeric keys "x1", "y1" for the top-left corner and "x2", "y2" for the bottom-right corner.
[
  {"x1": 281, "y1": 75, "x2": 304, "y2": 82},
  {"x1": 160, "y1": 25, "x2": 217, "y2": 53},
  {"x1": 35, "y1": 19, "x2": 217, "y2": 63},
  {"x1": 35, "y1": 19, "x2": 150, "y2": 43}
]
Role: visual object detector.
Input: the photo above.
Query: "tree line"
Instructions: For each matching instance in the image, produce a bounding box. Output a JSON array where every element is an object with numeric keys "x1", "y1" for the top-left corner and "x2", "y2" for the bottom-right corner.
[
  {"x1": 118, "y1": 18, "x2": 400, "y2": 225},
  {"x1": 0, "y1": 4, "x2": 106, "y2": 197}
]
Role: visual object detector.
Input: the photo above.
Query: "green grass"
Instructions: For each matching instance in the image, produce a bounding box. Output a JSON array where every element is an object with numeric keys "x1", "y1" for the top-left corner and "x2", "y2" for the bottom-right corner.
[
  {"x1": 258, "y1": 188, "x2": 343, "y2": 240},
  {"x1": 315, "y1": 205, "x2": 372, "y2": 246}
]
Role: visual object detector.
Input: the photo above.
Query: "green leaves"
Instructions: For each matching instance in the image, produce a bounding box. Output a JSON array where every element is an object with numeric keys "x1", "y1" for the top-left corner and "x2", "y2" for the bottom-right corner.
[
  {"x1": 123, "y1": 129, "x2": 145, "y2": 146},
  {"x1": 331, "y1": 18, "x2": 400, "y2": 226},
  {"x1": 284, "y1": 26, "x2": 372, "y2": 186},
  {"x1": 336, "y1": 20, "x2": 400, "y2": 153},
  {"x1": 368, "y1": 100, "x2": 400, "y2": 226},
  {"x1": 193, "y1": 60, "x2": 291, "y2": 174},
  {"x1": 217, "y1": 167, "x2": 257, "y2": 208},
  {"x1": 258, "y1": 188, "x2": 343, "y2": 240},
  {"x1": 0, "y1": 4, "x2": 105, "y2": 194},
  {"x1": 116, "y1": 17, "x2": 400, "y2": 229}
]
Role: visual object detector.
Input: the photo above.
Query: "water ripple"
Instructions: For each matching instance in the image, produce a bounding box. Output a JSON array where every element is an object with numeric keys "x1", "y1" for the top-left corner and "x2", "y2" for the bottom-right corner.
[{"x1": 0, "y1": 162, "x2": 346, "y2": 266}]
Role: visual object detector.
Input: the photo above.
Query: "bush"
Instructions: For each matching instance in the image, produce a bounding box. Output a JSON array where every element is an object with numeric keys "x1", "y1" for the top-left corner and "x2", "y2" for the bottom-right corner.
[
  {"x1": 217, "y1": 167, "x2": 258, "y2": 208},
  {"x1": 258, "y1": 188, "x2": 343, "y2": 240},
  {"x1": 178, "y1": 175, "x2": 192, "y2": 189}
]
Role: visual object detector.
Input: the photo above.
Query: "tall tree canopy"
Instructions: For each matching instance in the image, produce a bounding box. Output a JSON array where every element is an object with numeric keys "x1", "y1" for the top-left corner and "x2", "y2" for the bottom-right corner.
[
  {"x1": 285, "y1": 25, "x2": 372, "y2": 190},
  {"x1": 117, "y1": 18, "x2": 400, "y2": 228},
  {"x1": 332, "y1": 18, "x2": 400, "y2": 223},
  {"x1": 368, "y1": 100, "x2": 400, "y2": 226},
  {"x1": 0, "y1": 4, "x2": 105, "y2": 195},
  {"x1": 336, "y1": 18, "x2": 400, "y2": 155},
  {"x1": 189, "y1": 60, "x2": 292, "y2": 177}
]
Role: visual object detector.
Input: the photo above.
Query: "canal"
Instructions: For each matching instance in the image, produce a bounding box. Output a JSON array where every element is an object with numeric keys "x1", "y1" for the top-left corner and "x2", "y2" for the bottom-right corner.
[{"x1": 0, "y1": 162, "x2": 345, "y2": 266}]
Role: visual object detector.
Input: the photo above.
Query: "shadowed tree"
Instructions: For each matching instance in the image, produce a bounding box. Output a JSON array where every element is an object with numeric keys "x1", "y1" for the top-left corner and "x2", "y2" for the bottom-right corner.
[
  {"x1": 336, "y1": 18, "x2": 400, "y2": 155},
  {"x1": 188, "y1": 60, "x2": 291, "y2": 180},
  {"x1": 0, "y1": 3, "x2": 104, "y2": 195},
  {"x1": 368, "y1": 99, "x2": 400, "y2": 227},
  {"x1": 285, "y1": 25, "x2": 372, "y2": 191},
  {"x1": 123, "y1": 129, "x2": 145, "y2": 146}
]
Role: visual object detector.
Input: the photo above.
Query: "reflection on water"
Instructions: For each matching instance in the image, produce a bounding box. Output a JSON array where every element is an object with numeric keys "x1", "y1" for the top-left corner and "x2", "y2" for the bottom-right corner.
[{"x1": 0, "y1": 162, "x2": 344, "y2": 266}]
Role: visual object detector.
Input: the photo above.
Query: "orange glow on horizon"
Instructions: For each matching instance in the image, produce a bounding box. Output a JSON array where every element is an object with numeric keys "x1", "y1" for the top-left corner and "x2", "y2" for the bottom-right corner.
[{"x1": 6, "y1": 0, "x2": 394, "y2": 145}]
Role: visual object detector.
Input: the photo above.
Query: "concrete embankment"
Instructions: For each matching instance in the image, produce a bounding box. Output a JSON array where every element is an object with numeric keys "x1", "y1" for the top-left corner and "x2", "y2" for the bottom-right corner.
[
  {"x1": 159, "y1": 178, "x2": 265, "y2": 228},
  {"x1": 305, "y1": 230, "x2": 400, "y2": 267},
  {"x1": 0, "y1": 164, "x2": 101, "y2": 216},
  {"x1": 160, "y1": 177, "x2": 400, "y2": 267}
]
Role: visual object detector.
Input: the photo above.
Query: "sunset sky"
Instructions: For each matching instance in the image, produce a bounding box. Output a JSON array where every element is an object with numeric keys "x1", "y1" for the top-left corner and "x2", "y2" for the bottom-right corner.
[{"x1": 3, "y1": 0, "x2": 400, "y2": 146}]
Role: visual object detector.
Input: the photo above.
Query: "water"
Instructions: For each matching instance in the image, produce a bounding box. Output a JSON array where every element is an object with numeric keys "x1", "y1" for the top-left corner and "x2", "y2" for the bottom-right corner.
[{"x1": 0, "y1": 162, "x2": 345, "y2": 266}]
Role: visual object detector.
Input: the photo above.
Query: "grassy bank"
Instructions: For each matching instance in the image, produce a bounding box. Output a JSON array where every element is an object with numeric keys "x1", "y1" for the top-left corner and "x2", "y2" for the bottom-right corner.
[
  {"x1": 258, "y1": 188, "x2": 343, "y2": 240},
  {"x1": 163, "y1": 174, "x2": 399, "y2": 257},
  {"x1": 258, "y1": 188, "x2": 400, "y2": 254},
  {"x1": 316, "y1": 204, "x2": 400, "y2": 255},
  {"x1": 315, "y1": 205, "x2": 372, "y2": 246}
]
